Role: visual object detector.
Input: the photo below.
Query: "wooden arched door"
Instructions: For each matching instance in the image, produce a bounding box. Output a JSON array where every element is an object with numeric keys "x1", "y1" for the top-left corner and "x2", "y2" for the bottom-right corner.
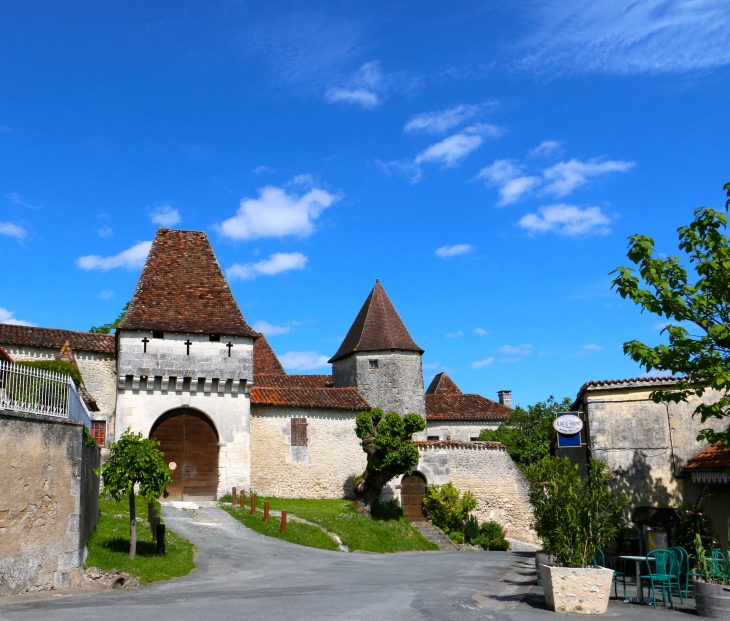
[
  {"x1": 401, "y1": 474, "x2": 427, "y2": 521},
  {"x1": 150, "y1": 409, "x2": 219, "y2": 501}
]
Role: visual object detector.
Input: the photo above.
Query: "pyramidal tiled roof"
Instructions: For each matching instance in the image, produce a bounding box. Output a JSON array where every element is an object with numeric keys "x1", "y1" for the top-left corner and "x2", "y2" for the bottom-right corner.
[
  {"x1": 118, "y1": 229, "x2": 258, "y2": 337},
  {"x1": 329, "y1": 280, "x2": 423, "y2": 363},
  {"x1": 426, "y1": 372, "x2": 462, "y2": 395}
]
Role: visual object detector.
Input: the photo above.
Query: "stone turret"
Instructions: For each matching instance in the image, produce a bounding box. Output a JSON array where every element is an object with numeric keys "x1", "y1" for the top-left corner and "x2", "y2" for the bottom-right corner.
[{"x1": 329, "y1": 280, "x2": 425, "y2": 417}]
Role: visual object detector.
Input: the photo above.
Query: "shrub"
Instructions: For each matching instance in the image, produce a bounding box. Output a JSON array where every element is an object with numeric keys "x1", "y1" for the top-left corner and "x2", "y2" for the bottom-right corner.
[
  {"x1": 524, "y1": 457, "x2": 628, "y2": 568},
  {"x1": 15, "y1": 359, "x2": 83, "y2": 387},
  {"x1": 464, "y1": 515, "x2": 479, "y2": 543},
  {"x1": 676, "y1": 502, "x2": 717, "y2": 551},
  {"x1": 477, "y1": 521, "x2": 509, "y2": 551},
  {"x1": 422, "y1": 482, "x2": 476, "y2": 541}
]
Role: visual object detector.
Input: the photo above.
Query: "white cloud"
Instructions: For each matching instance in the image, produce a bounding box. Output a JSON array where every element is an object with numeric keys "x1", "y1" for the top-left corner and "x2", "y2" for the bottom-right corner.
[
  {"x1": 325, "y1": 61, "x2": 385, "y2": 109},
  {"x1": 472, "y1": 357, "x2": 495, "y2": 369},
  {"x1": 446, "y1": 331, "x2": 464, "y2": 338},
  {"x1": 517, "y1": 0, "x2": 730, "y2": 74},
  {"x1": 436, "y1": 244, "x2": 472, "y2": 258},
  {"x1": 0, "y1": 222, "x2": 27, "y2": 239},
  {"x1": 474, "y1": 328, "x2": 489, "y2": 336},
  {"x1": 150, "y1": 205, "x2": 181, "y2": 227},
  {"x1": 500, "y1": 344, "x2": 533, "y2": 355},
  {"x1": 252, "y1": 320, "x2": 291, "y2": 336},
  {"x1": 279, "y1": 351, "x2": 330, "y2": 371},
  {"x1": 404, "y1": 102, "x2": 496, "y2": 135},
  {"x1": 0, "y1": 307, "x2": 33, "y2": 326},
  {"x1": 541, "y1": 158, "x2": 635, "y2": 197},
  {"x1": 415, "y1": 124, "x2": 502, "y2": 168},
  {"x1": 76, "y1": 241, "x2": 152, "y2": 271},
  {"x1": 423, "y1": 362, "x2": 441, "y2": 370},
  {"x1": 528, "y1": 140, "x2": 564, "y2": 158},
  {"x1": 376, "y1": 159, "x2": 422, "y2": 184},
  {"x1": 582, "y1": 343, "x2": 603, "y2": 351},
  {"x1": 252, "y1": 165, "x2": 274, "y2": 174},
  {"x1": 518, "y1": 204, "x2": 612, "y2": 236},
  {"x1": 98, "y1": 290, "x2": 115, "y2": 300},
  {"x1": 477, "y1": 159, "x2": 541, "y2": 206},
  {"x1": 97, "y1": 227, "x2": 113, "y2": 238},
  {"x1": 218, "y1": 181, "x2": 339, "y2": 240},
  {"x1": 6, "y1": 193, "x2": 39, "y2": 209},
  {"x1": 226, "y1": 252, "x2": 308, "y2": 281}
]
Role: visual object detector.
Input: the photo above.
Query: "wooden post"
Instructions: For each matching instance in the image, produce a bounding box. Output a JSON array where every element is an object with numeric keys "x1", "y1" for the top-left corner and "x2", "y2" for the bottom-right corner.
[
  {"x1": 147, "y1": 501, "x2": 154, "y2": 523},
  {"x1": 232, "y1": 487, "x2": 237, "y2": 506},
  {"x1": 280, "y1": 510, "x2": 287, "y2": 533},
  {"x1": 150, "y1": 509, "x2": 157, "y2": 538},
  {"x1": 152, "y1": 514, "x2": 159, "y2": 541},
  {"x1": 264, "y1": 502, "x2": 269, "y2": 523},
  {"x1": 240, "y1": 491, "x2": 245, "y2": 508},
  {"x1": 156, "y1": 523, "x2": 166, "y2": 555},
  {"x1": 250, "y1": 495, "x2": 256, "y2": 515}
]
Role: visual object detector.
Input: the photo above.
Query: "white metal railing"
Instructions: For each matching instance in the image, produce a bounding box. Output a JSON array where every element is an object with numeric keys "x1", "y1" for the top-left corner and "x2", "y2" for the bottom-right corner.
[{"x1": 0, "y1": 360, "x2": 91, "y2": 429}]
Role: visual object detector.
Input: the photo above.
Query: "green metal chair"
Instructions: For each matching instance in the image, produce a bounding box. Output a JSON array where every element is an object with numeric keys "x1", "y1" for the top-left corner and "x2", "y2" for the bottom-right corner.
[
  {"x1": 640, "y1": 549, "x2": 684, "y2": 608},
  {"x1": 668, "y1": 547, "x2": 690, "y2": 599},
  {"x1": 593, "y1": 547, "x2": 627, "y2": 599}
]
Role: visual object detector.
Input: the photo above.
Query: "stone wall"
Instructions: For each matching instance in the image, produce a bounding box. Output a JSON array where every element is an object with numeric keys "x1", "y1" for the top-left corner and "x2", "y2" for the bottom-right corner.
[
  {"x1": 578, "y1": 385, "x2": 729, "y2": 507},
  {"x1": 250, "y1": 406, "x2": 366, "y2": 498},
  {"x1": 425, "y1": 421, "x2": 498, "y2": 442},
  {"x1": 0, "y1": 409, "x2": 100, "y2": 595},
  {"x1": 333, "y1": 350, "x2": 425, "y2": 417},
  {"x1": 413, "y1": 443, "x2": 538, "y2": 544}
]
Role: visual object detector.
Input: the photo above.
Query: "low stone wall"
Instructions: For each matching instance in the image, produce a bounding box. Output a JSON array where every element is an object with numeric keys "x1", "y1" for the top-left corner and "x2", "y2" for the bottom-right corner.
[
  {"x1": 0, "y1": 408, "x2": 100, "y2": 595},
  {"x1": 414, "y1": 441, "x2": 538, "y2": 545},
  {"x1": 250, "y1": 407, "x2": 367, "y2": 498}
]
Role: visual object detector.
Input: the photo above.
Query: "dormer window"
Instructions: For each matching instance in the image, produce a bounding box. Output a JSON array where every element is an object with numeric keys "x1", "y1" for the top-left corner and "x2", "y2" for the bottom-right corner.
[
  {"x1": 369, "y1": 359, "x2": 379, "y2": 369},
  {"x1": 209, "y1": 334, "x2": 221, "y2": 342},
  {"x1": 152, "y1": 331, "x2": 164, "y2": 339}
]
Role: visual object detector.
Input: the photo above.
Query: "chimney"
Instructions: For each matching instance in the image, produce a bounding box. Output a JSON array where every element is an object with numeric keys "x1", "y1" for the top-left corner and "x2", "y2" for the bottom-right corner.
[{"x1": 497, "y1": 390, "x2": 512, "y2": 408}]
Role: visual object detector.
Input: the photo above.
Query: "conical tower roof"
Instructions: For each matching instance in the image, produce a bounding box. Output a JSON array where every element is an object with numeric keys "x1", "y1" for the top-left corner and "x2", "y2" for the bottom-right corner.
[
  {"x1": 329, "y1": 280, "x2": 423, "y2": 363},
  {"x1": 118, "y1": 228, "x2": 258, "y2": 337},
  {"x1": 425, "y1": 372, "x2": 462, "y2": 395}
]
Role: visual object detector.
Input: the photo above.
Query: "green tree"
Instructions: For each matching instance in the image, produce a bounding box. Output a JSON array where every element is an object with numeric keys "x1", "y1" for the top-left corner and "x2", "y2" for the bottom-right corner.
[
  {"x1": 422, "y1": 482, "x2": 476, "y2": 542},
  {"x1": 353, "y1": 408, "x2": 426, "y2": 513},
  {"x1": 478, "y1": 396, "x2": 572, "y2": 469},
  {"x1": 611, "y1": 182, "x2": 730, "y2": 451},
  {"x1": 90, "y1": 302, "x2": 129, "y2": 334},
  {"x1": 98, "y1": 430, "x2": 172, "y2": 559},
  {"x1": 525, "y1": 457, "x2": 628, "y2": 568}
]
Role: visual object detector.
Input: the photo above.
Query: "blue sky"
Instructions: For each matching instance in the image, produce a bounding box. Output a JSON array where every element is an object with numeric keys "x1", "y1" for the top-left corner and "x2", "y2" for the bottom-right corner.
[{"x1": 2, "y1": 1, "x2": 729, "y2": 407}]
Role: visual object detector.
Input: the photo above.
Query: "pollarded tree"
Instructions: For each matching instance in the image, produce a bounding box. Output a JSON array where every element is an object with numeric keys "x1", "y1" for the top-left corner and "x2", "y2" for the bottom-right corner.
[
  {"x1": 353, "y1": 408, "x2": 426, "y2": 513},
  {"x1": 611, "y1": 182, "x2": 730, "y2": 451},
  {"x1": 99, "y1": 429, "x2": 172, "y2": 559}
]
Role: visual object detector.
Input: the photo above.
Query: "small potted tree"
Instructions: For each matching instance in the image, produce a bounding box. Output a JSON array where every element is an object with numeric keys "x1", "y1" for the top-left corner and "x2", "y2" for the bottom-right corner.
[
  {"x1": 693, "y1": 528, "x2": 730, "y2": 619},
  {"x1": 525, "y1": 457, "x2": 628, "y2": 615}
]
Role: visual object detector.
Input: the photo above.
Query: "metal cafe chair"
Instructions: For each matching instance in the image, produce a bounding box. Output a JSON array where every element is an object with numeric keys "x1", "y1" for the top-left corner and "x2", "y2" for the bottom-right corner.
[
  {"x1": 640, "y1": 549, "x2": 683, "y2": 608},
  {"x1": 593, "y1": 547, "x2": 627, "y2": 599}
]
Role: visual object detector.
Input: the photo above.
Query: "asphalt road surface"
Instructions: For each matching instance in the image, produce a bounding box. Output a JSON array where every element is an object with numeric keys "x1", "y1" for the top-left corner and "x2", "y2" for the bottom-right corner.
[{"x1": 0, "y1": 506, "x2": 704, "y2": 620}]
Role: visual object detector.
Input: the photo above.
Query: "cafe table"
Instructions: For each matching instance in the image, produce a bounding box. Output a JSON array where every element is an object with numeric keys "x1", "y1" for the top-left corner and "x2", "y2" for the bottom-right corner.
[{"x1": 617, "y1": 555, "x2": 656, "y2": 604}]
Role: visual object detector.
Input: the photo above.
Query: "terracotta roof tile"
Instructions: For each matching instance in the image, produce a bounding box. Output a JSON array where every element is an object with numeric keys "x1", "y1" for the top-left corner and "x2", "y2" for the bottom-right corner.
[
  {"x1": 253, "y1": 335, "x2": 286, "y2": 377},
  {"x1": 0, "y1": 324, "x2": 115, "y2": 354},
  {"x1": 255, "y1": 374, "x2": 334, "y2": 389},
  {"x1": 573, "y1": 376, "x2": 679, "y2": 408},
  {"x1": 685, "y1": 442, "x2": 730, "y2": 471},
  {"x1": 118, "y1": 229, "x2": 257, "y2": 337},
  {"x1": 425, "y1": 372, "x2": 462, "y2": 395},
  {"x1": 329, "y1": 280, "x2": 423, "y2": 363},
  {"x1": 426, "y1": 393, "x2": 511, "y2": 421},
  {"x1": 251, "y1": 386, "x2": 370, "y2": 410},
  {"x1": 0, "y1": 345, "x2": 13, "y2": 363},
  {"x1": 415, "y1": 440, "x2": 504, "y2": 449}
]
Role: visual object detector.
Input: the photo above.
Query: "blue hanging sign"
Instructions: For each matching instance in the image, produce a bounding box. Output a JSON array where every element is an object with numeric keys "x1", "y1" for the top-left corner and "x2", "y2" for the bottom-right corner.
[{"x1": 555, "y1": 412, "x2": 583, "y2": 448}]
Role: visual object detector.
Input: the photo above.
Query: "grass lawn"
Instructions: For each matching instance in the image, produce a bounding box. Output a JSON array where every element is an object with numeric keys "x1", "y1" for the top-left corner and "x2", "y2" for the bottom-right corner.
[
  {"x1": 220, "y1": 495, "x2": 438, "y2": 553},
  {"x1": 85, "y1": 496, "x2": 196, "y2": 584}
]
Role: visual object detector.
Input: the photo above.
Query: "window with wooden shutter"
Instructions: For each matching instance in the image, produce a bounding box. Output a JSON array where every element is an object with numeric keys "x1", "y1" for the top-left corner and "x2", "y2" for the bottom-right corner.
[
  {"x1": 291, "y1": 418, "x2": 308, "y2": 446},
  {"x1": 90, "y1": 421, "x2": 106, "y2": 446}
]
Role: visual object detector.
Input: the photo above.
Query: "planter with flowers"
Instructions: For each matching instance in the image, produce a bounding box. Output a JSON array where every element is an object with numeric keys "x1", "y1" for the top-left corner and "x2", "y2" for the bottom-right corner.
[
  {"x1": 693, "y1": 529, "x2": 730, "y2": 619},
  {"x1": 525, "y1": 457, "x2": 628, "y2": 615}
]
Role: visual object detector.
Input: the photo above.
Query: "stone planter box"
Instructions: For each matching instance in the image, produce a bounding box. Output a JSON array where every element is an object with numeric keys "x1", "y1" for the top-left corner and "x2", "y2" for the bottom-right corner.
[
  {"x1": 535, "y1": 552, "x2": 556, "y2": 586},
  {"x1": 695, "y1": 581, "x2": 730, "y2": 619},
  {"x1": 539, "y1": 564, "x2": 614, "y2": 614}
]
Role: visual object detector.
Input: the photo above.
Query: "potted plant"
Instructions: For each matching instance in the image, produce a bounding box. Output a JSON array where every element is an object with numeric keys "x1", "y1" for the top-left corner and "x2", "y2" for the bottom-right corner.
[
  {"x1": 525, "y1": 457, "x2": 628, "y2": 615},
  {"x1": 693, "y1": 527, "x2": 730, "y2": 620}
]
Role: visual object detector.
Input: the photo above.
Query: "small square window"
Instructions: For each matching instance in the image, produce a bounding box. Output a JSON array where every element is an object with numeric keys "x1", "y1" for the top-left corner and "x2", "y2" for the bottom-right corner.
[
  {"x1": 152, "y1": 331, "x2": 164, "y2": 339},
  {"x1": 470, "y1": 437, "x2": 479, "y2": 442},
  {"x1": 427, "y1": 435, "x2": 439, "y2": 441},
  {"x1": 369, "y1": 359, "x2": 379, "y2": 369},
  {"x1": 209, "y1": 334, "x2": 220, "y2": 342},
  {"x1": 90, "y1": 421, "x2": 106, "y2": 446}
]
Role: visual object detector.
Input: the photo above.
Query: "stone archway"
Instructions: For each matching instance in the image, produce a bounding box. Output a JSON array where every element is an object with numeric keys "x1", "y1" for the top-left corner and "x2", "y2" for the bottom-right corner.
[
  {"x1": 150, "y1": 409, "x2": 219, "y2": 501},
  {"x1": 401, "y1": 472, "x2": 428, "y2": 521}
]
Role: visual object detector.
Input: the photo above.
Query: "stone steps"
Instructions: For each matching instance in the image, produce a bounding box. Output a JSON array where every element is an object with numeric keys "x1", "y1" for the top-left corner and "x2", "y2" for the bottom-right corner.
[{"x1": 410, "y1": 521, "x2": 459, "y2": 551}]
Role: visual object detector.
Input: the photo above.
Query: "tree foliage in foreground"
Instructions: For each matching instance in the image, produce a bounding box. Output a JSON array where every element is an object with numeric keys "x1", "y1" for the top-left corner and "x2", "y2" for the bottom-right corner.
[
  {"x1": 353, "y1": 408, "x2": 426, "y2": 513},
  {"x1": 98, "y1": 430, "x2": 172, "y2": 559},
  {"x1": 422, "y1": 482, "x2": 476, "y2": 542},
  {"x1": 478, "y1": 396, "x2": 572, "y2": 469},
  {"x1": 611, "y1": 182, "x2": 730, "y2": 450},
  {"x1": 90, "y1": 302, "x2": 129, "y2": 334}
]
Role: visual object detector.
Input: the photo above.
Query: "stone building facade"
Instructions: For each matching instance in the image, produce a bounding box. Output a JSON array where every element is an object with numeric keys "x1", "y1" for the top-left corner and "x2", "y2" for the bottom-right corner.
[{"x1": 0, "y1": 227, "x2": 535, "y2": 542}]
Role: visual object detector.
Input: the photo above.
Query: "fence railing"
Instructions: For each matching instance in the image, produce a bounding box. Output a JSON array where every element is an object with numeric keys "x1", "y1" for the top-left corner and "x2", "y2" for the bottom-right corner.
[{"x1": 0, "y1": 360, "x2": 91, "y2": 429}]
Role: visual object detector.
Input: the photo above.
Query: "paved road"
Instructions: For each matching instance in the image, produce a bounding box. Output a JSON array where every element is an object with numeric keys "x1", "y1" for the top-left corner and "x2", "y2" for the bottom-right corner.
[{"x1": 0, "y1": 506, "x2": 705, "y2": 620}]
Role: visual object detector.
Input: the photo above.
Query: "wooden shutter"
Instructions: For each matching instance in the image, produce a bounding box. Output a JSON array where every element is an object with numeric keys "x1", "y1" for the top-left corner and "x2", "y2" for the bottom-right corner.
[{"x1": 291, "y1": 418, "x2": 308, "y2": 446}]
